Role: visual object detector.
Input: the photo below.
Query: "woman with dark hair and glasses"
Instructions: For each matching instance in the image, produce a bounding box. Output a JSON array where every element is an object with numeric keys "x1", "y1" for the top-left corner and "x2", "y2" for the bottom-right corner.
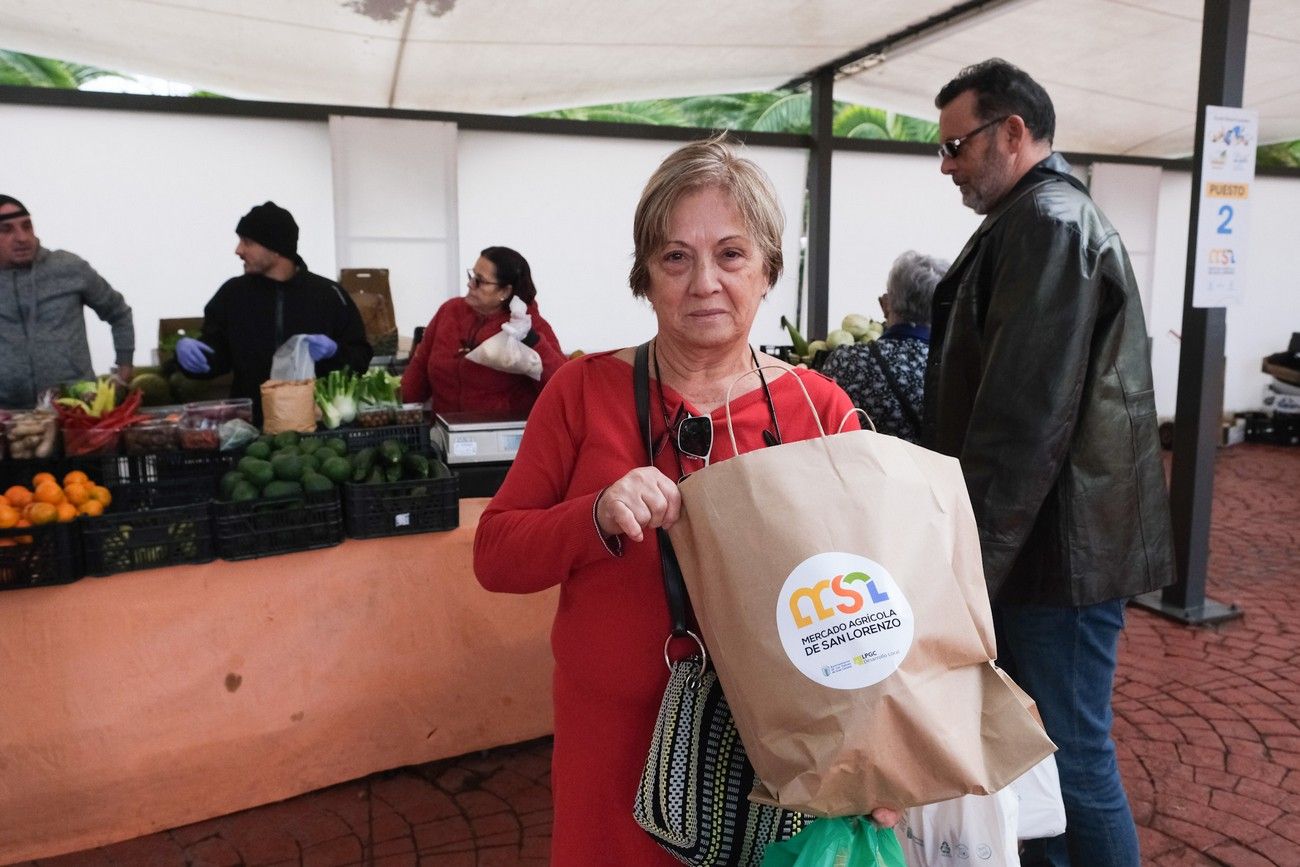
[
  {"x1": 474, "y1": 137, "x2": 895, "y2": 865},
  {"x1": 400, "y1": 245, "x2": 567, "y2": 414}
]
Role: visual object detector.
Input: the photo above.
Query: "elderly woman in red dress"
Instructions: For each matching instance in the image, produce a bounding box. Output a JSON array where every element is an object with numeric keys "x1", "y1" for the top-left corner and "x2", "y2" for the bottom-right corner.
[{"x1": 474, "y1": 138, "x2": 897, "y2": 865}]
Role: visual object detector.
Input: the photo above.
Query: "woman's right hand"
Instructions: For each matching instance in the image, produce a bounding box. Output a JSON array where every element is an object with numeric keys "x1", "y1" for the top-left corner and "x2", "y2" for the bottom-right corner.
[{"x1": 595, "y1": 467, "x2": 680, "y2": 543}]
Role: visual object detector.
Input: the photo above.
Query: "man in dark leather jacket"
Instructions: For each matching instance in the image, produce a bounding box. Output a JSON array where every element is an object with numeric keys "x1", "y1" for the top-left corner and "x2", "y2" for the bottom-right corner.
[{"x1": 925, "y1": 59, "x2": 1174, "y2": 867}]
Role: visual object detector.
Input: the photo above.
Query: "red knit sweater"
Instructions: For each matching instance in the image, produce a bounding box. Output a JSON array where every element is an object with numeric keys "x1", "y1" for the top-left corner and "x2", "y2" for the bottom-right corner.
[
  {"x1": 474, "y1": 351, "x2": 857, "y2": 865},
  {"x1": 400, "y1": 296, "x2": 567, "y2": 415}
]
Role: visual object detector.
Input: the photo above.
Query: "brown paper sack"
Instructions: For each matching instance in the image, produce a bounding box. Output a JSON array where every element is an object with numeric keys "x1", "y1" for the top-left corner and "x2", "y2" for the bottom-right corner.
[
  {"x1": 666, "y1": 425, "x2": 1055, "y2": 816},
  {"x1": 260, "y1": 379, "x2": 318, "y2": 434}
]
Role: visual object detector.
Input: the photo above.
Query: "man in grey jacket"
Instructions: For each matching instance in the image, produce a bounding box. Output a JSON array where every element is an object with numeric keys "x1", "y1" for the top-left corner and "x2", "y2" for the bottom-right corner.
[
  {"x1": 0, "y1": 195, "x2": 134, "y2": 408},
  {"x1": 925, "y1": 61, "x2": 1174, "y2": 866}
]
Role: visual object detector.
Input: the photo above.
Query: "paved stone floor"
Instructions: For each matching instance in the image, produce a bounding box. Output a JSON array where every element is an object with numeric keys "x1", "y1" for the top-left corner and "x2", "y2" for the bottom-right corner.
[{"x1": 16, "y1": 444, "x2": 1299, "y2": 866}]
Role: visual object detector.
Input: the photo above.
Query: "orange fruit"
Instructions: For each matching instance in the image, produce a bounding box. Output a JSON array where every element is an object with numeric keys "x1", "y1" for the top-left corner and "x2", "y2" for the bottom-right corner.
[
  {"x1": 31, "y1": 472, "x2": 57, "y2": 489},
  {"x1": 89, "y1": 486, "x2": 112, "y2": 508},
  {"x1": 27, "y1": 502, "x2": 57, "y2": 526},
  {"x1": 34, "y1": 482, "x2": 65, "y2": 506},
  {"x1": 62, "y1": 470, "x2": 91, "y2": 488},
  {"x1": 55, "y1": 502, "x2": 78, "y2": 523},
  {"x1": 4, "y1": 486, "x2": 32, "y2": 508},
  {"x1": 15, "y1": 518, "x2": 30, "y2": 528},
  {"x1": 63, "y1": 483, "x2": 90, "y2": 506},
  {"x1": 78, "y1": 500, "x2": 104, "y2": 518},
  {"x1": 0, "y1": 504, "x2": 18, "y2": 529}
]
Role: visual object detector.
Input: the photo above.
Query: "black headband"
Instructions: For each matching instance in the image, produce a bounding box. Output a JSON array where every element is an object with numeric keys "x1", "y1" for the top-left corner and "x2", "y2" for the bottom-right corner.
[{"x1": 0, "y1": 196, "x2": 29, "y2": 222}]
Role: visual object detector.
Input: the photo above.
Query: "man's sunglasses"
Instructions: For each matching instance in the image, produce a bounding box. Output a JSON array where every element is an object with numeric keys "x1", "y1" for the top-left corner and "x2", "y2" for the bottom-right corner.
[{"x1": 937, "y1": 115, "x2": 1009, "y2": 160}]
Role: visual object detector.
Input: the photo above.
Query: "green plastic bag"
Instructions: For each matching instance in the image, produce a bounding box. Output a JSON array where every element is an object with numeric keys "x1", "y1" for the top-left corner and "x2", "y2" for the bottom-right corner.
[{"x1": 761, "y1": 817, "x2": 906, "y2": 867}]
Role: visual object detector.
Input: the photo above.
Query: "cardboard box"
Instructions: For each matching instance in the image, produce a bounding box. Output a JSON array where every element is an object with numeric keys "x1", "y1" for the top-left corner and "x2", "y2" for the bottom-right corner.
[{"x1": 339, "y1": 269, "x2": 398, "y2": 358}]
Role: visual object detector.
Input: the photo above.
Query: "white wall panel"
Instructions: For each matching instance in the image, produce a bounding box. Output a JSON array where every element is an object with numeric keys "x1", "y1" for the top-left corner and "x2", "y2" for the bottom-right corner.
[
  {"x1": 456, "y1": 131, "x2": 810, "y2": 354},
  {"x1": 829, "y1": 151, "x2": 982, "y2": 329},
  {"x1": 1, "y1": 103, "x2": 334, "y2": 371}
]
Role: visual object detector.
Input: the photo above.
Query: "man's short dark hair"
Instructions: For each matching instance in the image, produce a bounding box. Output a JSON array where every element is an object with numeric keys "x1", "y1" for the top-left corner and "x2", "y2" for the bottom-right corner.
[{"x1": 935, "y1": 58, "x2": 1055, "y2": 145}]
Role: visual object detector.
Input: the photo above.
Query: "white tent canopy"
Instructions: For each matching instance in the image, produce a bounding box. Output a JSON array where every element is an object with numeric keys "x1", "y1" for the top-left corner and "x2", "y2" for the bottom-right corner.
[{"x1": 3, "y1": 0, "x2": 1299, "y2": 157}]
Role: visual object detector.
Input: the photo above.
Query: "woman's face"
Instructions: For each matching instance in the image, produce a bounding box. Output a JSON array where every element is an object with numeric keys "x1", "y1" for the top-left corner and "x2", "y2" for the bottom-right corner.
[
  {"x1": 465, "y1": 255, "x2": 511, "y2": 315},
  {"x1": 646, "y1": 186, "x2": 769, "y2": 354}
]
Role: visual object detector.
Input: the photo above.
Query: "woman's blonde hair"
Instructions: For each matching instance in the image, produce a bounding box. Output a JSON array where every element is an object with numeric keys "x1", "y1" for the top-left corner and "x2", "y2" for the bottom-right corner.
[{"x1": 629, "y1": 134, "x2": 785, "y2": 297}]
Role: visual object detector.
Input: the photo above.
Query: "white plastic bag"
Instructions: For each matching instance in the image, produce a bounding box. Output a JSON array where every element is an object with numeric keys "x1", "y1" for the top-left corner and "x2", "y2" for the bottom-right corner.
[
  {"x1": 464, "y1": 297, "x2": 542, "y2": 381},
  {"x1": 1010, "y1": 754, "x2": 1067, "y2": 840},
  {"x1": 270, "y1": 334, "x2": 316, "y2": 380},
  {"x1": 895, "y1": 788, "x2": 1020, "y2": 867}
]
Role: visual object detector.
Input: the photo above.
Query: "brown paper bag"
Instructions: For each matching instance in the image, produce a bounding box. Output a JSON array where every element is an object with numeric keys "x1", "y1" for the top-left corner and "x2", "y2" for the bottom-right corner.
[
  {"x1": 665, "y1": 424, "x2": 1055, "y2": 816},
  {"x1": 260, "y1": 379, "x2": 317, "y2": 434}
]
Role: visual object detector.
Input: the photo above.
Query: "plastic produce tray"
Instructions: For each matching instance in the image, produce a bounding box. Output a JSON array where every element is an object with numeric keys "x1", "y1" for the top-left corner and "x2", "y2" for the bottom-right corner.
[
  {"x1": 342, "y1": 473, "x2": 458, "y2": 539},
  {"x1": 0, "y1": 521, "x2": 82, "y2": 591},
  {"x1": 212, "y1": 489, "x2": 343, "y2": 561},
  {"x1": 81, "y1": 501, "x2": 214, "y2": 576}
]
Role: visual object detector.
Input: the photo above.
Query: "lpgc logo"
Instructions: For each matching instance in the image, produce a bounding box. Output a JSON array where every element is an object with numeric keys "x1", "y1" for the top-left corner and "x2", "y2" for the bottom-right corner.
[{"x1": 776, "y1": 553, "x2": 914, "y2": 690}]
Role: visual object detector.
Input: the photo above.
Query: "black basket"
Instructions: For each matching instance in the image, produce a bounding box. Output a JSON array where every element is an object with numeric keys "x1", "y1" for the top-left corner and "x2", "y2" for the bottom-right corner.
[
  {"x1": 0, "y1": 521, "x2": 82, "y2": 591},
  {"x1": 212, "y1": 489, "x2": 344, "y2": 561},
  {"x1": 305, "y1": 423, "x2": 430, "y2": 454},
  {"x1": 60, "y1": 451, "x2": 236, "y2": 511},
  {"x1": 81, "y1": 501, "x2": 214, "y2": 576},
  {"x1": 342, "y1": 473, "x2": 458, "y2": 539}
]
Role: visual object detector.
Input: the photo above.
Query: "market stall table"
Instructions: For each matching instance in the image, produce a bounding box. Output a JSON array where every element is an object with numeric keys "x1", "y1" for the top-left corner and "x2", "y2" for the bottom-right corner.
[{"x1": 0, "y1": 498, "x2": 558, "y2": 864}]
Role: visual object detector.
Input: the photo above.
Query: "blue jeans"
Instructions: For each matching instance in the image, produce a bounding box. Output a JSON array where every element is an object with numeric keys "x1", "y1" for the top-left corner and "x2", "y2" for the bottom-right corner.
[{"x1": 995, "y1": 598, "x2": 1140, "y2": 867}]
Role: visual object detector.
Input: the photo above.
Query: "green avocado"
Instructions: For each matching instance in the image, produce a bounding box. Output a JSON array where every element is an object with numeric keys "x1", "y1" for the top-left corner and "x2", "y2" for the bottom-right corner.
[
  {"x1": 324, "y1": 437, "x2": 348, "y2": 457},
  {"x1": 299, "y1": 452, "x2": 321, "y2": 473},
  {"x1": 429, "y1": 459, "x2": 452, "y2": 480},
  {"x1": 320, "y1": 455, "x2": 352, "y2": 485},
  {"x1": 270, "y1": 452, "x2": 304, "y2": 482},
  {"x1": 244, "y1": 441, "x2": 272, "y2": 461},
  {"x1": 301, "y1": 472, "x2": 334, "y2": 493},
  {"x1": 230, "y1": 481, "x2": 259, "y2": 502},
  {"x1": 298, "y1": 437, "x2": 322, "y2": 455},
  {"x1": 272, "y1": 430, "x2": 300, "y2": 450},
  {"x1": 219, "y1": 470, "x2": 247, "y2": 499},
  {"x1": 262, "y1": 479, "x2": 303, "y2": 499},
  {"x1": 237, "y1": 457, "x2": 274, "y2": 489}
]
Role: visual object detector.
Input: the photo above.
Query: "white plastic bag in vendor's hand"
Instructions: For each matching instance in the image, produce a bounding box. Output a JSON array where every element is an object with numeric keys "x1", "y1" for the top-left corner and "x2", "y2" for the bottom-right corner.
[
  {"x1": 895, "y1": 788, "x2": 1020, "y2": 867},
  {"x1": 464, "y1": 297, "x2": 542, "y2": 380},
  {"x1": 270, "y1": 334, "x2": 316, "y2": 381},
  {"x1": 262, "y1": 334, "x2": 317, "y2": 434}
]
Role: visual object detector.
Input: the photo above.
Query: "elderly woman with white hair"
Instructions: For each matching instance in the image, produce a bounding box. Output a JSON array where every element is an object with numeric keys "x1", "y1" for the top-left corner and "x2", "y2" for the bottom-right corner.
[
  {"x1": 822, "y1": 250, "x2": 949, "y2": 442},
  {"x1": 474, "y1": 136, "x2": 897, "y2": 864}
]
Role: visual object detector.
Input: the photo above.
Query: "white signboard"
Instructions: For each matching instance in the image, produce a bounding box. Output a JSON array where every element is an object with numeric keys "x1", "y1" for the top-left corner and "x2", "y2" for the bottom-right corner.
[{"x1": 1193, "y1": 106, "x2": 1258, "y2": 308}]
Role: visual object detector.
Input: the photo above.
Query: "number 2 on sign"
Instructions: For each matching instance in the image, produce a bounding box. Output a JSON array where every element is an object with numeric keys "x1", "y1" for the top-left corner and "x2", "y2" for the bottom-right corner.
[{"x1": 1216, "y1": 204, "x2": 1234, "y2": 234}]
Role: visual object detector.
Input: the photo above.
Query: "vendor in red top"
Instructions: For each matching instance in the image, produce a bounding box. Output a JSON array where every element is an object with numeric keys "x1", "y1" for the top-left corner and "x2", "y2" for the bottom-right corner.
[
  {"x1": 400, "y1": 246, "x2": 566, "y2": 415},
  {"x1": 474, "y1": 136, "x2": 899, "y2": 866}
]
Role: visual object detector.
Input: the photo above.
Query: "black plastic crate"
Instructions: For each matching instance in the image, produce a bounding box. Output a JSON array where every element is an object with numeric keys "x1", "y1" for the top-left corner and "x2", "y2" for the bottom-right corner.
[
  {"x1": 0, "y1": 521, "x2": 82, "y2": 591},
  {"x1": 81, "y1": 501, "x2": 214, "y2": 576},
  {"x1": 305, "y1": 423, "x2": 430, "y2": 454},
  {"x1": 212, "y1": 489, "x2": 344, "y2": 561},
  {"x1": 342, "y1": 473, "x2": 458, "y2": 539}
]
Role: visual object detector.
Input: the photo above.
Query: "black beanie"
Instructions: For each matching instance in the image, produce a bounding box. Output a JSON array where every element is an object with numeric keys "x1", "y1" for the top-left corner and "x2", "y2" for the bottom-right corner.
[{"x1": 236, "y1": 201, "x2": 298, "y2": 261}]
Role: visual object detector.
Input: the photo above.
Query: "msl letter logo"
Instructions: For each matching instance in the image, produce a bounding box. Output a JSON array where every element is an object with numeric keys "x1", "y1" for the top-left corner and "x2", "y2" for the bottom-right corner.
[{"x1": 775, "y1": 552, "x2": 915, "y2": 690}]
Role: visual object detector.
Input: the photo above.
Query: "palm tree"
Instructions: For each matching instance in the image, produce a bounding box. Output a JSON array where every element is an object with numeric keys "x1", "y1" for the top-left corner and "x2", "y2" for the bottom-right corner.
[
  {"x1": 1258, "y1": 140, "x2": 1300, "y2": 169},
  {"x1": 0, "y1": 50, "x2": 121, "y2": 88}
]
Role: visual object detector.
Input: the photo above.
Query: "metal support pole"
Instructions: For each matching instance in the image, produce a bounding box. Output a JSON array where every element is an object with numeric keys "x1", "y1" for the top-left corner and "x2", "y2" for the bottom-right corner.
[
  {"x1": 1133, "y1": 0, "x2": 1248, "y2": 626},
  {"x1": 805, "y1": 68, "x2": 834, "y2": 339}
]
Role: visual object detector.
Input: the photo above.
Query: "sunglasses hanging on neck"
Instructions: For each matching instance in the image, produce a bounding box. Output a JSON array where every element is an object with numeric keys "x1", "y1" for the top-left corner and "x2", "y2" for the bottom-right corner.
[{"x1": 652, "y1": 343, "x2": 783, "y2": 481}]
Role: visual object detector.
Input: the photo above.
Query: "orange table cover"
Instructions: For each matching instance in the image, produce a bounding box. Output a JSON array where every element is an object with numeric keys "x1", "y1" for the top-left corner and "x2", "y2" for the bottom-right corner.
[{"x1": 0, "y1": 498, "x2": 557, "y2": 864}]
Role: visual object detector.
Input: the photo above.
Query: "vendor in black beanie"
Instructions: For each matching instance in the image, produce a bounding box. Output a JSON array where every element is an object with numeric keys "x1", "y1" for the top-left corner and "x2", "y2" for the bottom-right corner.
[{"x1": 173, "y1": 201, "x2": 372, "y2": 415}]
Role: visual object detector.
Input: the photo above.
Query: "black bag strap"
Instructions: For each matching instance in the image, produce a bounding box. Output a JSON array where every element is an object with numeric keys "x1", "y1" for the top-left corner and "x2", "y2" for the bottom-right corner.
[
  {"x1": 634, "y1": 341, "x2": 690, "y2": 638},
  {"x1": 867, "y1": 339, "x2": 922, "y2": 432}
]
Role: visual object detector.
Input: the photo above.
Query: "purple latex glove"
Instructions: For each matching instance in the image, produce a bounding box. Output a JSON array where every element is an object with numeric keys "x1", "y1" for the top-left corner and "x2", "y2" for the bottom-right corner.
[
  {"x1": 304, "y1": 334, "x2": 337, "y2": 362},
  {"x1": 175, "y1": 337, "x2": 214, "y2": 374}
]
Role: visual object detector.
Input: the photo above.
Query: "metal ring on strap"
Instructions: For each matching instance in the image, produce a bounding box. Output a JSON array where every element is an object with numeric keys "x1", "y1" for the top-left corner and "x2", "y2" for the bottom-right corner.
[{"x1": 663, "y1": 629, "x2": 708, "y2": 679}]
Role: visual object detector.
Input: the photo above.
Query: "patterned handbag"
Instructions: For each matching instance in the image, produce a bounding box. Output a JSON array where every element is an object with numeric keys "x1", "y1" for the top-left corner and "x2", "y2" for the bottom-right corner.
[{"x1": 630, "y1": 342, "x2": 811, "y2": 866}]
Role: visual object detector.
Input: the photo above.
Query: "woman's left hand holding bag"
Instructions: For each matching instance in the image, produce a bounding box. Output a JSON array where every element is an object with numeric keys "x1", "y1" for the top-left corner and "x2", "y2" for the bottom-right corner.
[{"x1": 595, "y1": 467, "x2": 681, "y2": 543}]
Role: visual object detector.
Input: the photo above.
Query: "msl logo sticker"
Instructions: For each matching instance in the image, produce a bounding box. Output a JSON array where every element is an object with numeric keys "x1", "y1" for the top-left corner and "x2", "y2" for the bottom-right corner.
[{"x1": 775, "y1": 552, "x2": 914, "y2": 690}]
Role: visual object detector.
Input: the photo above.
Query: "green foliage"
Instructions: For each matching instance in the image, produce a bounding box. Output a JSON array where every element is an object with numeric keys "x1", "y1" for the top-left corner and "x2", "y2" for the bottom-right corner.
[
  {"x1": 530, "y1": 89, "x2": 940, "y2": 143},
  {"x1": 0, "y1": 50, "x2": 119, "y2": 88},
  {"x1": 1257, "y1": 140, "x2": 1300, "y2": 169}
]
